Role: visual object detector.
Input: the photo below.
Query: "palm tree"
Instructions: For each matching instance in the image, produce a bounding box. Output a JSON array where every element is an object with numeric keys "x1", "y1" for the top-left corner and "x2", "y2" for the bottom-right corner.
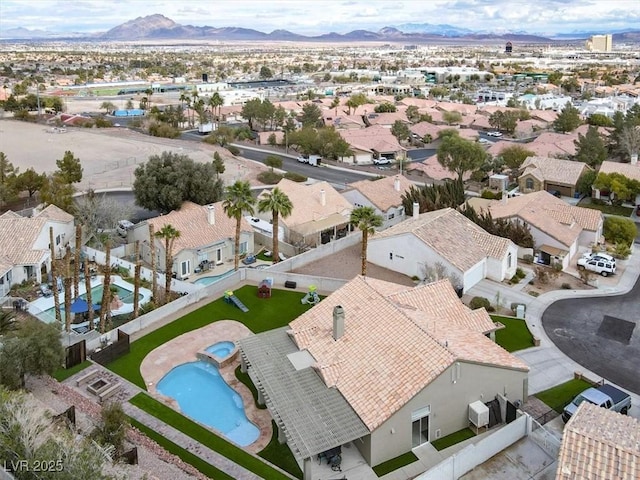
[
  {"x1": 49, "y1": 227, "x2": 61, "y2": 325},
  {"x1": 209, "y1": 92, "x2": 224, "y2": 128},
  {"x1": 149, "y1": 224, "x2": 157, "y2": 300},
  {"x1": 83, "y1": 262, "x2": 94, "y2": 330},
  {"x1": 63, "y1": 246, "x2": 72, "y2": 333},
  {"x1": 133, "y1": 240, "x2": 141, "y2": 319},
  {"x1": 257, "y1": 187, "x2": 292, "y2": 264},
  {"x1": 223, "y1": 181, "x2": 255, "y2": 271},
  {"x1": 154, "y1": 224, "x2": 181, "y2": 305},
  {"x1": 0, "y1": 309, "x2": 17, "y2": 335},
  {"x1": 73, "y1": 224, "x2": 81, "y2": 298},
  {"x1": 99, "y1": 241, "x2": 111, "y2": 333},
  {"x1": 350, "y1": 206, "x2": 383, "y2": 276}
]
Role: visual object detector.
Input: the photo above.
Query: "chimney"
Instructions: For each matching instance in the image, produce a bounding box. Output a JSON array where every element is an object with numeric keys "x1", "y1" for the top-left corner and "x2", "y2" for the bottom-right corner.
[
  {"x1": 206, "y1": 204, "x2": 215, "y2": 225},
  {"x1": 394, "y1": 176, "x2": 401, "y2": 192},
  {"x1": 320, "y1": 189, "x2": 326, "y2": 207},
  {"x1": 333, "y1": 305, "x2": 345, "y2": 340},
  {"x1": 631, "y1": 153, "x2": 638, "y2": 166},
  {"x1": 502, "y1": 190, "x2": 507, "y2": 205},
  {"x1": 413, "y1": 202, "x2": 420, "y2": 220}
]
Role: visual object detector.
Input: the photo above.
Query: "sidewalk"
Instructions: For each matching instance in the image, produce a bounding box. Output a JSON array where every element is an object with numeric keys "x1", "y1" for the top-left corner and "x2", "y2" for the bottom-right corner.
[{"x1": 467, "y1": 250, "x2": 640, "y2": 417}]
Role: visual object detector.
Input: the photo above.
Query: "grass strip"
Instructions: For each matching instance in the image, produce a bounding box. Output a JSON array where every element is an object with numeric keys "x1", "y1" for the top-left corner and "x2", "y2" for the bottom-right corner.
[
  {"x1": 577, "y1": 201, "x2": 634, "y2": 217},
  {"x1": 129, "y1": 418, "x2": 234, "y2": 480},
  {"x1": 258, "y1": 421, "x2": 302, "y2": 479},
  {"x1": 235, "y1": 366, "x2": 267, "y2": 410},
  {"x1": 431, "y1": 428, "x2": 476, "y2": 451},
  {"x1": 107, "y1": 285, "x2": 311, "y2": 388},
  {"x1": 535, "y1": 378, "x2": 593, "y2": 413},
  {"x1": 372, "y1": 451, "x2": 418, "y2": 477},
  {"x1": 130, "y1": 392, "x2": 292, "y2": 480},
  {"x1": 491, "y1": 315, "x2": 535, "y2": 352},
  {"x1": 52, "y1": 360, "x2": 92, "y2": 382}
]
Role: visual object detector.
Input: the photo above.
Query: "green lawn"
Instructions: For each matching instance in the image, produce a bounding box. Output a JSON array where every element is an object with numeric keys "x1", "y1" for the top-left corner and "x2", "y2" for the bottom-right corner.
[
  {"x1": 431, "y1": 428, "x2": 476, "y2": 451},
  {"x1": 577, "y1": 201, "x2": 634, "y2": 217},
  {"x1": 52, "y1": 360, "x2": 92, "y2": 382},
  {"x1": 235, "y1": 366, "x2": 267, "y2": 410},
  {"x1": 258, "y1": 421, "x2": 303, "y2": 479},
  {"x1": 129, "y1": 418, "x2": 235, "y2": 480},
  {"x1": 491, "y1": 315, "x2": 535, "y2": 352},
  {"x1": 535, "y1": 378, "x2": 594, "y2": 413},
  {"x1": 107, "y1": 285, "x2": 312, "y2": 388},
  {"x1": 130, "y1": 393, "x2": 293, "y2": 480},
  {"x1": 373, "y1": 451, "x2": 419, "y2": 477}
]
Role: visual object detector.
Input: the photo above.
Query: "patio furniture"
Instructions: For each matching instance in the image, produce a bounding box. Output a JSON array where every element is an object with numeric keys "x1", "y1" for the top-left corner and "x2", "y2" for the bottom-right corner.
[{"x1": 39, "y1": 283, "x2": 53, "y2": 297}]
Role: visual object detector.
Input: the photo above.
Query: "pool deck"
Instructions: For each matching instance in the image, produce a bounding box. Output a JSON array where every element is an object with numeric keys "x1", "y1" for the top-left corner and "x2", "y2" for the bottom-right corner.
[{"x1": 140, "y1": 320, "x2": 274, "y2": 453}]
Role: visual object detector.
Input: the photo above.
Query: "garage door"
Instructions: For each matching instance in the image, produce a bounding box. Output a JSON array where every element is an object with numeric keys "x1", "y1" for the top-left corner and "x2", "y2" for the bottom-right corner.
[
  {"x1": 463, "y1": 262, "x2": 485, "y2": 293},
  {"x1": 546, "y1": 184, "x2": 572, "y2": 197}
]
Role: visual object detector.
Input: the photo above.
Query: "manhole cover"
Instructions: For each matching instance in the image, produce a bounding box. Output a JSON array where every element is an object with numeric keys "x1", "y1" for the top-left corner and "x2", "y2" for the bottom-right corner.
[{"x1": 597, "y1": 315, "x2": 635, "y2": 345}]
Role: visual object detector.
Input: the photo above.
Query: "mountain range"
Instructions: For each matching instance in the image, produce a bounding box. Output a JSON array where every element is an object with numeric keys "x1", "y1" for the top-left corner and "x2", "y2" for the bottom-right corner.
[{"x1": 2, "y1": 14, "x2": 639, "y2": 43}]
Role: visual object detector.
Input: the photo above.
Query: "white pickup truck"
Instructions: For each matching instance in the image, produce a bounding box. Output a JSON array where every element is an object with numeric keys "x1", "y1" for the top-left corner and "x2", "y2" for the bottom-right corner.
[{"x1": 562, "y1": 384, "x2": 631, "y2": 423}]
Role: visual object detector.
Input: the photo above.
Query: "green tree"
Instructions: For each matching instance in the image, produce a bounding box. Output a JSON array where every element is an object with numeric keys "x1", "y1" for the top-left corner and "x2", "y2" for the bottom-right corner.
[
  {"x1": 406, "y1": 105, "x2": 420, "y2": 123},
  {"x1": 428, "y1": 86, "x2": 449, "y2": 99},
  {"x1": 553, "y1": 102, "x2": 582, "y2": 133},
  {"x1": 603, "y1": 217, "x2": 637, "y2": 246},
  {"x1": 442, "y1": 111, "x2": 463, "y2": 125},
  {"x1": 374, "y1": 102, "x2": 397, "y2": 113},
  {"x1": 402, "y1": 179, "x2": 465, "y2": 214},
  {"x1": 212, "y1": 151, "x2": 225, "y2": 178},
  {"x1": 588, "y1": 113, "x2": 614, "y2": 127},
  {"x1": 300, "y1": 102, "x2": 322, "y2": 127},
  {"x1": 222, "y1": 181, "x2": 255, "y2": 271},
  {"x1": 208, "y1": 91, "x2": 224, "y2": 127},
  {"x1": 155, "y1": 224, "x2": 181, "y2": 304},
  {"x1": 39, "y1": 173, "x2": 75, "y2": 212},
  {"x1": 0, "y1": 310, "x2": 17, "y2": 335},
  {"x1": 350, "y1": 206, "x2": 383, "y2": 276},
  {"x1": 0, "y1": 318, "x2": 63, "y2": 390},
  {"x1": 240, "y1": 98, "x2": 262, "y2": 130},
  {"x1": 99, "y1": 101, "x2": 115, "y2": 114},
  {"x1": 265, "y1": 155, "x2": 283, "y2": 171},
  {"x1": 576, "y1": 169, "x2": 597, "y2": 195},
  {"x1": 500, "y1": 145, "x2": 534, "y2": 176},
  {"x1": 489, "y1": 110, "x2": 519, "y2": 133},
  {"x1": 91, "y1": 402, "x2": 129, "y2": 457},
  {"x1": 574, "y1": 126, "x2": 607, "y2": 167},
  {"x1": 437, "y1": 135, "x2": 487, "y2": 181},
  {"x1": 345, "y1": 92, "x2": 368, "y2": 114},
  {"x1": 593, "y1": 172, "x2": 640, "y2": 205},
  {"x1": 0, "y1": 152, "x2": 18, "y2": 206},
  {"x1": 133, "y1": 151, "x2": 224, "y2": 213},
  {"x1": 391, "y1": 120, "x2": 411, "y2": 142},
  {"x1": 56, "y1": 151, "x2": 83, "y2": 184},
  {"x1": 259, "y1": 66, "x2": 273, "y2": 79},
  {"x1": 257, "y1": 187, "x2": 293, "y2": 264}
]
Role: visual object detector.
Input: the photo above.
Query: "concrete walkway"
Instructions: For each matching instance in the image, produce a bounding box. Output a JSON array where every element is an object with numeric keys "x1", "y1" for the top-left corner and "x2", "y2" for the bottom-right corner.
[{"x1": 467, "y1": 249, "x2": 640, "y2": 418}]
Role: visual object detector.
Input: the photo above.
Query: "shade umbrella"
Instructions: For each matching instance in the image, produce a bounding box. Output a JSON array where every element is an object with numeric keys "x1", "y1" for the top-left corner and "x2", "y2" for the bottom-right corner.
[{"x1": 69, "y1": 297, "x2": 101, "y2": 314}]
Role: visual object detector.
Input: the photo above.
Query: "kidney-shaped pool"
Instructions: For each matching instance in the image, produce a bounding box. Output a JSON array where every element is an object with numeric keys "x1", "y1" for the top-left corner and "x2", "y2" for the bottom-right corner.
[{"x1": 156, "y1": 360, "x2": 259, "y2": 446}]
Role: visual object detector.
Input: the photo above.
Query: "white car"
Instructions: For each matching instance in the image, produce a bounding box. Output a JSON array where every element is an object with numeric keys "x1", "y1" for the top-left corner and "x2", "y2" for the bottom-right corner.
[
  {"x1": 373, "y1": 158, "x2": 392, "y2": 165},
  {"x1": 486, "y1": 131, "x2": 503, "y2": 137},
  {"x1": 577, "y1": 255, "x2": 616, "y2": 276},
  {"x1": 116, "y1": 220, "x2": 134, "y2": 237}
]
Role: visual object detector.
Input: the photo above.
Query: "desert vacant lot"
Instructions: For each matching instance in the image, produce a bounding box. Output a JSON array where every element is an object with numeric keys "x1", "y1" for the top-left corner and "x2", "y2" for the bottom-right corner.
[{"x1": 0, "y1": 118, "x2": 266, "y2": 192}]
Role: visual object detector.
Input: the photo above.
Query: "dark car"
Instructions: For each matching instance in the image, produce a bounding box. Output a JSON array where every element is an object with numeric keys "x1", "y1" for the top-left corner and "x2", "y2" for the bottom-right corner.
[{"x1": 547, "y1": 190, "x2": 562, "y2": 198}]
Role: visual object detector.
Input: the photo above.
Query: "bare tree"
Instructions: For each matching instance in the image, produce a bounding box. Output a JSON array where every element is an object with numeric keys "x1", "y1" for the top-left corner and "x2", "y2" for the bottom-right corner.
[
  {"x1": 420, "y1": 261, "x2": 462, "y2": 289},
  {"x1": 619, "y1": 125, "x2": 640, "y2": 162},
  {"x1": 74, "y1": 190, "x2": 133, "y2": 247}
]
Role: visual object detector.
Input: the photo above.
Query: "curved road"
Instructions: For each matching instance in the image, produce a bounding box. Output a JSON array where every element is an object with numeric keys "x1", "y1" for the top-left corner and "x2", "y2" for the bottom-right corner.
[{"x1": 542, "y1": 275, "x2": 640, "y2": 394}]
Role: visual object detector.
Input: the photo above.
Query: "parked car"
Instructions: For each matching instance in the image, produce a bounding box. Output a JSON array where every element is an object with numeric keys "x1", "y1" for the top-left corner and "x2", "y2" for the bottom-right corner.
[
  {"x1": 547, "y1": 189, "x2": 562, "y2": 198},
  {"x1": 563, "y1": 384, "x2": 631, "y2": 422},
  {"x1": 373, "y1": 157, "x2": 392, "y2": 165},
  {"x1": 486, "y1": 131, "x2": 503, "y2": 137},
  {"x1": 577, "y1": 255, "x2": 616, "y2": 276},
  {"x1": 116, "y1": 220, "x2": 134, "y2": 237},
  {"x1": 579, "y1": 252, "x2": 616, "y2": 265}
]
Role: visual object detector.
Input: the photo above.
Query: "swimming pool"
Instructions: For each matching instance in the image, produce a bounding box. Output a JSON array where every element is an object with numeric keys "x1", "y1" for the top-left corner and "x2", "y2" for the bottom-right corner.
[
  {"x1": 156, "y1": 361, "x2": 259, "y2": 446},
  {"x1": 194, "y1": 269, "x2": 235, "y2": 286},
  {"x1": 206, "y1": 341, "x2": 235, "y2": 358}
]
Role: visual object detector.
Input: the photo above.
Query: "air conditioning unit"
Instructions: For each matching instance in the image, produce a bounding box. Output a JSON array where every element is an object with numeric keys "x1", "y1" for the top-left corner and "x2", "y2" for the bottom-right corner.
[{"x1": 469, "y1": 401, "x2": 489, "y2": 432}]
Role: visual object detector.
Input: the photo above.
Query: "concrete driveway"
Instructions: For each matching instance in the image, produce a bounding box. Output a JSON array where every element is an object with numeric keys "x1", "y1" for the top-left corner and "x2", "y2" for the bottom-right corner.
[{"x1": 542, "y1": 275, "x2": 640, "y2": 394}]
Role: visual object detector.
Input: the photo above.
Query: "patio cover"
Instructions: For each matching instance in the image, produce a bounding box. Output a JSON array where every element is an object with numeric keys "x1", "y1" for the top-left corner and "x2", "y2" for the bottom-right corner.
[
  {"x1": 293, "y1": 213, "x2": 349, "y2": 238},
  {"x1": 539, "y1": 245, "x2": 567, "y2": 257},
  {"x1": 238, "y1": 327, "x2": 369, "y2": 460}
]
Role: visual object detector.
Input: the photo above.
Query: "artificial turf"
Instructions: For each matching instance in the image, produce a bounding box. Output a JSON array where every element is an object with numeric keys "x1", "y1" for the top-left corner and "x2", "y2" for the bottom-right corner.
[
  {"x1": 52, "y1": 360, "x2": 92, "y2": 382},
  {"x1": 107, "y1": 285, "x2": 313, "y2": 388},
  {"x1": 258, "y1": 420, "x2": 303, "y2": 479},
  {"x1": 129, "y1": 393, "x2": 292, "y2": 480},
  {"x1": 490, "y1": 315, "x2": 535, "y2": 352},
  {"x1": 535, "y1": 378, "x2": 594, "y2": 413},
  {"x1": 431, "y1": 428, "x2": 476, "y2": 451},
  {"x1": 372, "y1": 451, "x2": 419, "y2": 477}
]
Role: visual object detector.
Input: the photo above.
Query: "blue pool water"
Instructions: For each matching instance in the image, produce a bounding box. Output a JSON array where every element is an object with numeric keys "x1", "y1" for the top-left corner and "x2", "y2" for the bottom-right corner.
[
  {"x1": 206, "y1": 341, "x2": 235, "y2": 357},
  {"x1": 156, "y1": 361, "x2": 259, "y2": 446},
  {"x1": 194, "y1": 270, "x2": 235, "y2": 286}
]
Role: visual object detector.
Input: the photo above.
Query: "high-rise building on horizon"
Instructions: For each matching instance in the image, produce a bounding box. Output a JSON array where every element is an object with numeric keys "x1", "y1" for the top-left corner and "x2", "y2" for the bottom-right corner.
[{"x1": 585, "y1": 34, "x2": 612, "y2": 52}]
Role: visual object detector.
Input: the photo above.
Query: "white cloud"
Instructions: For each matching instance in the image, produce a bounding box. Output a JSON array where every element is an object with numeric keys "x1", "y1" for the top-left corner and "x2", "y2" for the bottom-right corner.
[{"x1": 0, "y1": 0, "x2": 638, "y2": 34}]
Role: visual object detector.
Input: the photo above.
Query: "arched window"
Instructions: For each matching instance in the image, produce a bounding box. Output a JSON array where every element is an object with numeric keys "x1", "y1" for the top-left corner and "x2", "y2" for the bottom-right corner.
[
  {"x1": 507, "y1": 252, "x2": 513, "y2": 268},
  {"x1": 526, "y1": 178, "x2": 534, "y2": 190}
]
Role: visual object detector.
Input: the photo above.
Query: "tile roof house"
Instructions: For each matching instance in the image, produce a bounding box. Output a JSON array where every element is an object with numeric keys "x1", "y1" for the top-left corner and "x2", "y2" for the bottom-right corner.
[
  {"x1": 526, "y1": 132, "x2": 578, "y2": 158},
  {"x1": 595, "y1": 159, "x2": 640, "y2": 203},
  {"x1": 130, "y1": 201, "x2": 253, "y2": 279},
  {"x1": 255, "y1": 179, "x2": 353, "y2": 248},
  {"x1": 342, "y1": 175, "x2": 415, "y2": 229},
  {"x1": 368, "y1": 208, "x2": 518, "y2": 292},
  {"x1": 338, "y1": 125, "x2": 406, "y2": 165},
  {"x1": 468, "y1": 190, "x2": 603, "y2": 268},
  {"x1": 518, "y1": 156, "x2": 592, "y2": 198},
  {"x1": 556, "y1": 402, "x2": 639, "y2": 480},
  {"x1": 0, "y1": 205, "x2": 75, "y2": 298},
  {"x1": 238, "y1": 275, "x2": 528, "y2": 475}
]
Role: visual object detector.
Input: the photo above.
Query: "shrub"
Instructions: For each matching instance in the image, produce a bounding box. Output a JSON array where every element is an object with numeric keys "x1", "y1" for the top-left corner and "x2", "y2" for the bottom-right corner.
[
  {"x1": 148, "y1": 122, "x2": 180, "y2": 138},
  {"x1": 283, "y1": 172, "x2": 307, "y2": 182},
  {"x1": 561, "y1": 283, "x2": 571, "y2": 289},
  {"x1": 529, "y1": 280, "x2": 535, "y2": 285},
  {"x1": 469, "y1": 296, "x2": 491, "y2": 310},
  {"x1": 612, "y1": 242, "x2": 631, "y2": 259},
  {"x1": 523, "y1": 254, "x2": 534, "y2": 264},
  {"x1": 510, "y1": 302, "x2": 521, "y2": 313},
  {"x1": 487, "y1": 306, "x2": 495, "y2": 312},
  {"x1": 510, "y1": 275, "x2": 520, "y2": 284},
  {"x1": 603, "y1": 216, "x2": 637, "y2": 246},
  {"x1": 528, "y1": 291, "x2": 540, "y2": 297},
  {"x1": 257, "y1": 171, "x2": 284, "y2": 185},
  {"x1": 515, "y1": 267, "x2": 525, "y2": 278},
  {"x1": 227, "y1": 145, "x2": 240, "y2": 156},
  {"x1": 481, "y1": 190, "x2": 498, "y2": 199}
]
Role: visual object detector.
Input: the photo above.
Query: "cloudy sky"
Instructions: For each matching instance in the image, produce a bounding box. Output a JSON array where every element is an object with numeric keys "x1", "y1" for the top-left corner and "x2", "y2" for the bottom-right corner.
[{"x1": 1, "y1": 0, "x2": 638, "y2": 35}]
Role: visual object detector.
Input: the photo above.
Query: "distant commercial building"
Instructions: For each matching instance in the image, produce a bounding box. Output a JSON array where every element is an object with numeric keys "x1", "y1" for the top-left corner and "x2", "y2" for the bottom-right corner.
[
  {"x1": 585, "y1": 34, "x2": 612, "y2": 52},
  {"x1": 505, "y1": 41, "x2": 513, "y2": 54}
]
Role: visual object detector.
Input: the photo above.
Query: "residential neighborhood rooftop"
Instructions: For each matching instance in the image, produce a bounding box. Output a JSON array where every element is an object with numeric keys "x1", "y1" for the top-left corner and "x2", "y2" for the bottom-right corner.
[
  {"x1": 521, "y1": 156, "x2": 591, "y2": 187},
  {"x1": 345, "y1": 175, "x2": 414, "y2": 212}
]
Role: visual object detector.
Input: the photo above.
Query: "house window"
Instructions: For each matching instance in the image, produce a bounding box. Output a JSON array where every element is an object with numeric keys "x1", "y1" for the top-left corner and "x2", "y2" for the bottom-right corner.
[
  {"x1": 239, "y1": 242, "x2": 248, "y2": 254},
  {"x1": 55, "y1": 235, "x2": 61, "y2": 246},
  {"x1": 389, "y1": 252, "x2": 393, "y2": 260},
  {"x1": 507, "y1": 252, "x2": 512, "y2": 268},
  {"x1": 411, "y1": 405, "x2": 431, "y2": 447},
  {"x1": 388, "y1": 213, "x2": 395, "y2": 220},
  {"x1": 525, "y1": 178, "x2": 534, "y2": 190},
  {"x1": 181, "y1": 260, "x2": 190, "y2": 277},
  {"x1": 216, "y1": 249, "x2": 222, "y2": 263}
]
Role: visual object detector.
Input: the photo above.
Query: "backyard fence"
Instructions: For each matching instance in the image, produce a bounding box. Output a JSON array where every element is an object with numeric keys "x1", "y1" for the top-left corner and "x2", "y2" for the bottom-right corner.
[
  {"x1": 91, "y1": 330, "x2": 130, "y2": 366},
  {"x1": 64, "y1": 340, "x2": 86, "y2": 369}
]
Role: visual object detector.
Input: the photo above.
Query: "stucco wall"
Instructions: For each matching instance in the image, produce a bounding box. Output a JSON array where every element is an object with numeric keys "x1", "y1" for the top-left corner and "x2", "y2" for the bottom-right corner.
[
  {"x1": 367, "y1": 361, "x2": 528, "y2": 466},
  {"x1": 518, "y1": 174, "x2": 543, "y2": 194}
]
